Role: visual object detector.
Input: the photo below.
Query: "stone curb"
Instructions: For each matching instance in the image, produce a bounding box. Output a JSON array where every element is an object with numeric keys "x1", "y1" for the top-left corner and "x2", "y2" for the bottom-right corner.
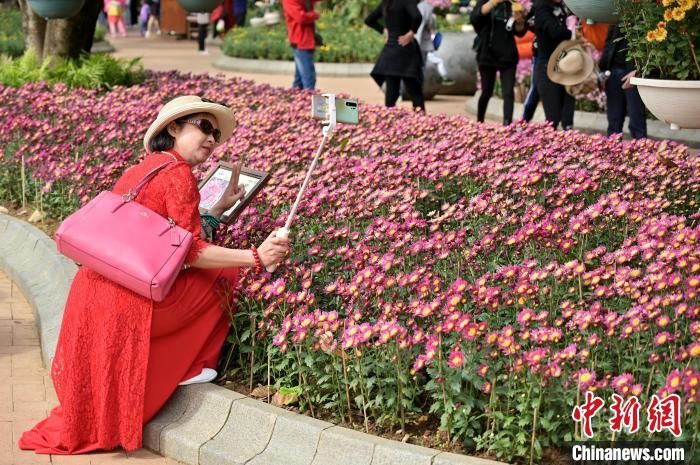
[
  {"x1": 0, "y1": 214, "x2": 77, "y2": 364},
  {"x1": 213, "y1": 55, "x2": 374, "y2": 77},
  {"x1": 0, "y1": 215, "x2": 507, "y2": 465},
  {"x1": 465, "y1": 91, "x2": 700, "y2": 147}
]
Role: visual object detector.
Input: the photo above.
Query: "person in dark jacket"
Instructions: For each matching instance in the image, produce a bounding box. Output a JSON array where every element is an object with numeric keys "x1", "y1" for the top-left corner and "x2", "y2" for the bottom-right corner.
[
  {"x1": 471, "y1": 0, "x2": 527, "y2": 125},
  {"x1": 282, "y1": 0, "x2": 320, "y2": 90},
  {"x1": 365, "y1": 0, "x2": 425, "y2": 112},
  {"x1": 533, "y1": 0, "x2": 575, "y2": 129},
  {"x1": 599, "y1": 25, "x2": 646, "y2": 139}
]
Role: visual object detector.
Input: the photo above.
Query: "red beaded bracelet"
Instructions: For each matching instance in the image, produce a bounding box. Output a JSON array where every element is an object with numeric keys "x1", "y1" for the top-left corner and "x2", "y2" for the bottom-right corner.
[{"x1": 250, "y1": 245, "x2": 263, "y2": 274}]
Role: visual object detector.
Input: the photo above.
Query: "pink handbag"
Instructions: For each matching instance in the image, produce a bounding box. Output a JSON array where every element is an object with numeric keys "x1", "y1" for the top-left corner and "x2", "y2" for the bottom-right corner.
[{"x1": 55, "y1": 161, "x2": 193, "y2": 302}]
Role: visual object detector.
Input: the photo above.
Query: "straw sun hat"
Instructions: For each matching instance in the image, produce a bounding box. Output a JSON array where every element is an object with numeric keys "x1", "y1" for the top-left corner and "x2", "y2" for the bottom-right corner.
[
  {"x1": 547, "y1": 40, "x2": 595, "y2": 87},
  {"x1": 143, "y1": 95, "x2": 236, "y2": 153}
]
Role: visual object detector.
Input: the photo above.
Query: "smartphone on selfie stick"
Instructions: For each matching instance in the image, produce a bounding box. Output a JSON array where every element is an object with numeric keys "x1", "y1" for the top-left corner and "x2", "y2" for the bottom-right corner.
[{"x1": 266, "y1": 94, "x2": 359, "y2": 272}]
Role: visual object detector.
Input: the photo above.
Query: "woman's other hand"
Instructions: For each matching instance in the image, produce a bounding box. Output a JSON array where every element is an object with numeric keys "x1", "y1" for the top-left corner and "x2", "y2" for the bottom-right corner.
[
  {"x1": 257, "y1": 230, "x2": 290, "y2": 267},
  {"x1": 398, "y1": 30, "x2": 415, "y2": 46},
  {"x1": 209, "y1": 162, "x2": 246, "y2": 218}
]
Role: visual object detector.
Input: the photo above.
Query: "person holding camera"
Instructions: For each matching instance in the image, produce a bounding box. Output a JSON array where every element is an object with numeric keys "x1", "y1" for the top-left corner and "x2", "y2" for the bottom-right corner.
[
  {"x1": 365, "y1": 0, "x2": 425, "y2": 112},
  {"x1": 470, "y1": 0, "x2": 528, "y2": 125},
  {"x1": 19, "y1": 96, "x2": 290, "y2": 454},
  {"x1": 282, "y1": 0, "x2": 322, "y2": 90}
]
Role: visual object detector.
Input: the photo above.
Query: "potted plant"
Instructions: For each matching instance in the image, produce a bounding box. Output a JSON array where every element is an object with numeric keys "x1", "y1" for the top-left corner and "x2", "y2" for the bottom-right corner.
[
  {"x1": 27, "y1": 0, "x2": 85, "y2": 19},
  {"x1": 565, "y1": 0, "x2": 620, "y2": 24},
  {"x1": 618, "y1": 0, "x2": 700, "y2": 129}
]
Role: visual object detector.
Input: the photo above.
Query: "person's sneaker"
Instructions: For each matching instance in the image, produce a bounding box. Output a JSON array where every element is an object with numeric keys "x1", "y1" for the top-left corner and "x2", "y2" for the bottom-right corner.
[
  {"x1": 441, "y1": 78, "x2": 456, "y2": 86},
  {"x1": 199, "y1": 50, "x2": 209, "y2": 55},
  {"x1": 179, "y1": 368, "x2": 217, "y2": 386}
]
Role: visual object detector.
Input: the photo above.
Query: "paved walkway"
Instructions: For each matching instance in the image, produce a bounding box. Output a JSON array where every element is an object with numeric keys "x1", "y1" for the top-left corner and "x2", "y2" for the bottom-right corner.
[
  {"x1": 108, "y1": 32, "x2": 470, "y2": 116},
  {"x1": 0, "y1": 270, "x2": 182, "y2": 465}
]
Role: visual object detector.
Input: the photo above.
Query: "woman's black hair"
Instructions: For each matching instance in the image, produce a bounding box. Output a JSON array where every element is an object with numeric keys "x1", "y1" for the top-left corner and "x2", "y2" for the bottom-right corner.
[{"x1": 148, "y1": 116, "x2": 189, "y2": 152}]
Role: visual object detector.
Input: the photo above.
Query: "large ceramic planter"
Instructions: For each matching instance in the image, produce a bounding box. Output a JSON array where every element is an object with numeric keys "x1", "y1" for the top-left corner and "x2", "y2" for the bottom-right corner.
[
  {"x1": 631, "y1": 77, "x2": 700, "y2": 130},
  {"x1": 565, "y1": 0, "x2": 619, "y2": 24},
  {"x1": 176, "y1": 0, "x2": 222, "y2": 13},
  {"x1": 28, "y1": 0, "x2": 85, "y2": 19},
  {"x1": 249, "y1": 17, "x2": 265, "y2": 27},
  {"x1": 263, "y1": 11, "x2": 280, "y2": 26}
]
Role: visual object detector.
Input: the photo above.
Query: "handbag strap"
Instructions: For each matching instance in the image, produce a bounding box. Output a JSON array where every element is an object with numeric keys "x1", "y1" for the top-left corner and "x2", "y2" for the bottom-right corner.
[{"x1": 123, "y1": 152, "x2": 178, "y2": 202}]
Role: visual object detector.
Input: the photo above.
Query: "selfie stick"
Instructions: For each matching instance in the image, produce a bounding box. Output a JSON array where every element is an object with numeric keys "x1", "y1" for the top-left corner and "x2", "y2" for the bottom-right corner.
[{"x1": 266, "y1": 93, "x2": 337, "y2": 272}]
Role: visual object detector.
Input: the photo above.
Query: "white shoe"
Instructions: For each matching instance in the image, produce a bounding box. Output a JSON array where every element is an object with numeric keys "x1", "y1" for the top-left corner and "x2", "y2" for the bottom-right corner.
[
  {"x1": 199, "y1": 50, "x2": 209, "y2": 55},
  {"x1": 179, "y1": 368, "x2": 217, "y2": 386}
]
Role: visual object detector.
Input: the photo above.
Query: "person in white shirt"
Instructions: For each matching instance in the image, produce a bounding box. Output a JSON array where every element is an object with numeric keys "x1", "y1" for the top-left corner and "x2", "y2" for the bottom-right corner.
[{"x1": 416, "y1": 1, "x2": 454, "y2": 85}]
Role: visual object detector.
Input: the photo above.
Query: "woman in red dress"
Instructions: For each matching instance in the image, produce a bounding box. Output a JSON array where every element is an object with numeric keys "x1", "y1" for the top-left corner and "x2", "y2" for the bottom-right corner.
[{"x1": 19, "y1": 96, "x2": 290, "y2": 454}]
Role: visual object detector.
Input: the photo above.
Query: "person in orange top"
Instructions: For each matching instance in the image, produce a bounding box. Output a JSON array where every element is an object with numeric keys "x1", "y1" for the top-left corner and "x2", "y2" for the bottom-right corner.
[{"x1": 581, "y1": 22, "x2": 608, "y2": 51}]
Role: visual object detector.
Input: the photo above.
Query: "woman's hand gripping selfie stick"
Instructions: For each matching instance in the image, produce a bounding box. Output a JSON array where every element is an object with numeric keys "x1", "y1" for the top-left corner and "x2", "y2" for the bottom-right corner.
[{"x1": 266, "y1": 94, "x2": 337, "y2": 272}]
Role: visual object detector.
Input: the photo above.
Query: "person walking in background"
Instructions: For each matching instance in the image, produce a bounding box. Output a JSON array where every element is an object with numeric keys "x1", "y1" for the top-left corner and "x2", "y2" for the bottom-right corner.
[
  {"x1": 365, "y1": 0, "x2": 425, "y2": 112},
  {"x1": 197, "y1": 12, "x2": 210, "y2": 55},
  {"x1": 417, "y1": 1, "x2": 454, "y2": 85},
  {"x1": 138, "y1": 1, "x2": 150, "y2": 37},
  {"x1": 234, "y1": 0, "x2": 248, "y2": 27},
  {"x1": 533, "y1": 0, "x2": 575, "y2": 129},
  {"x1": 521, "y1": 11, "x2": 540, "y2": 122},
  {"x1": 470, "y1": 0, "x2": 528, "y2": 125},
  {"x1": 146, "y1": 0, "x2": 161, "y2": 37},
  {"x1": 282, "y1": 0, "x2": 321, "y2": 90},
  {"x1": 600, "y1": 25, "x2": 647, "y2": 139},
  {"x1": 105, "y1": 0, "x2": 127, "y2": 39}
]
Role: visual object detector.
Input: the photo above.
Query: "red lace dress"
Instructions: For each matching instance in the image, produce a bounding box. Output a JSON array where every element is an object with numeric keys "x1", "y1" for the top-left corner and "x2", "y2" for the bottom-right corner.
[{"x1": 19, "y1": 150, "x2": 239, "y2": 454}]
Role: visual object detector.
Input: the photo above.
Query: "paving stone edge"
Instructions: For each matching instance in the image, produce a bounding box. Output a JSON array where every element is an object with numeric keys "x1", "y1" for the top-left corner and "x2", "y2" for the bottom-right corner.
[
  {"x1": 213, "y1": 55, "x2": 374, "y2": 77},
  {"x1": 464, "y1": 91, "x2": 700, "y2": 147},
  {"x1": 0, "y1": 214, "x2": 507, "y2": 465}
]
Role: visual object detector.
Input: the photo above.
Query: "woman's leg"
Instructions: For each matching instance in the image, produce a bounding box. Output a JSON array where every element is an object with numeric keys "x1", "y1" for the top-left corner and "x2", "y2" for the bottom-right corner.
[
  {"x1": 499, "y1": 66, "x2": 516, "y2": 125},
  {"x1": 108, "y1": 17, "x2": 117, "y2": 38},
  {"x1": 117, "y1": 18, "x2": 127, "y2": 37},
  {"x1": 144, "y1": 267, "x2": 239, "y2": 422},
  {"x1": 403, "y1": 78, "x2": 425, "y2": 112},
  {"x1": 385, "y1": 76, "x2": 401, "y2": 107},
  {"x1": 477, "y1": 66, "x2": 497, "y2": 122},
  {"x1": 198, "y1": 24, "x2": 207, "y2": 52},
  {"x1": 535, "y1": 59, "x2": 563, "y2": 129}
]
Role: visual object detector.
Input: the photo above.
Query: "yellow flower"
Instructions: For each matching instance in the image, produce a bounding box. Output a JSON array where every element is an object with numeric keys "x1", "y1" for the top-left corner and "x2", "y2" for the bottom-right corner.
[
  {"x1": 671, "y1": 6, "x2": 686, "y2": 19},
  {"x1": 647, "y1": 31, "x2": 656, "y2": 42},
  {"x1": 662, "y1": 0, "x2": 674, "y2": 5},
  {"x1": 678, "y1": 0, "x2": 694, "y2": 10},
  {"x1": 664, "y1": 8, "x2": 674, "y2": 20},
  {"x1": 654, "y1": 27, "x2": 669, "y2": 41}
]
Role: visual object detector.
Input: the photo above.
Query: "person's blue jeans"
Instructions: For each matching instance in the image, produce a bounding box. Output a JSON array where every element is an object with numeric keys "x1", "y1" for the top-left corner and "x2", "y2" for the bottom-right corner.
[
  {"x1": 606, "y1": 66, "x2": 647, "y2": 139},
  {"x1": 522, "y1": 57, "x2": 540, "y2": 122},
  {"x1": 292, "y1": 48, "x2": 316, "y2": 90}
]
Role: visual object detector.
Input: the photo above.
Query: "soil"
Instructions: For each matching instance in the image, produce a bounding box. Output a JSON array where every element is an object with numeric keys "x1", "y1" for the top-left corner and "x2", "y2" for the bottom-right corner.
[
  {"x1": 1, "y1": 201, "x2": 60, "y2": 238},
  {"x1": 219, "y1": 377, "x2": 486, "y2": 460}
]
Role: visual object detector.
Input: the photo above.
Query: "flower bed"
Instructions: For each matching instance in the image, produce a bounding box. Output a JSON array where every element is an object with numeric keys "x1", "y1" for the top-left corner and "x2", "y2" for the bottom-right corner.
[
  {"x1": 223, "y1": 14, "x2": 384, "y2": 63},
  {"x1": 0, "y1": 73, "x2": 698, "y2": 464}
]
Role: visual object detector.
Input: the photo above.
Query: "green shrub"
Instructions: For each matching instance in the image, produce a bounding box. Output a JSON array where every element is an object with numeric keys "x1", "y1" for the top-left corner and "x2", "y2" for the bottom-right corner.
[
  {"x1": 223, "y1": 13, "x2": 384, "y2": 63},
  {"x1": 0, "y1": 51, "x2": 146, "y2": 90},
  {"x1": 0, "y1": 8, "x2": 25, "y2": 57}
]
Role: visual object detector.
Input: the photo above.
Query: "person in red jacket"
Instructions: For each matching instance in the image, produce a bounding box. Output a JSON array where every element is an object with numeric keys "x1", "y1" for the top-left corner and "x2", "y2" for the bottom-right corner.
[{"x1": 281, "y1": 0, "x2": 321, "y2": 90}]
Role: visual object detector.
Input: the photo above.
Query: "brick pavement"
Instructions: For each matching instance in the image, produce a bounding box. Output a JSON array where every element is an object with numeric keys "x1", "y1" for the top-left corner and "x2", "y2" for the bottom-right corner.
[{"x1": 0, "y1": 270, "x2": 182, "y2": 465}]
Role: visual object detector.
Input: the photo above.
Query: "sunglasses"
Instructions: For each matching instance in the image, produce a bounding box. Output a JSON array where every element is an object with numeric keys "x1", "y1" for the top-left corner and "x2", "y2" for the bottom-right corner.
[{"x1": 183, "y1": 118, "x2": 221, "y2": 143}]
